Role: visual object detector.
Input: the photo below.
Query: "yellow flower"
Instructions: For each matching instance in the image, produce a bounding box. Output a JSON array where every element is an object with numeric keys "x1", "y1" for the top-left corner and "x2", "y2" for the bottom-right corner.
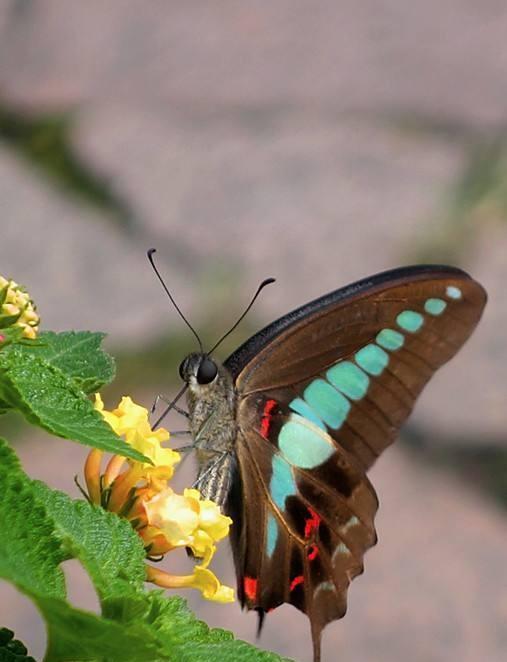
[
  {"x1": 0, "y1": 275, "x2": 39, "y2": 339},
  {"x1": 86, "y1": 395, "x2": 235, "y2": 604},
  {"x1": 143, "y1": 486, "x2": 232, "y2": 565},
  {"x1": 144, "y1": 488, "x2": 200, "y2": 543},
  {"x1": 195, "y1": 491, "x2": 232, "y2": 542},
  {"x1": 146, "y1": 565, "x2": 235, "y2": 603},
  {"x1": 94, "y1": 394, "x2": 180, "y2": 472}
]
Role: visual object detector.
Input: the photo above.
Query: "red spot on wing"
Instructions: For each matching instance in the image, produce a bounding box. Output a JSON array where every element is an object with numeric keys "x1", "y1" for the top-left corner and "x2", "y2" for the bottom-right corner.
[
  {"x1": 259, "y1": 399, "x2": 277, "y2": 438},
  {"x1": 289, "y1": 575, "x2": 304, "y2": 592},
  {"x1": 304, "y1": 507, "x2": 321, "y2": 539},
  {"x1": 244, "y1": 576, "x2": 258, "y2": 601},
  {"x1": 307, "y1": 544, "x2": 319, "y2": 561}
]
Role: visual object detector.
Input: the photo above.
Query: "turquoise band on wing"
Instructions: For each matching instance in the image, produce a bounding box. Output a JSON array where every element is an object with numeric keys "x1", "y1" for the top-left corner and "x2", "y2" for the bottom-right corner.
[
  {"x1": 326, "y1": 361, "x2": 369, "y2": 400},
  {"x1": 279, "y1": 415, "x2": 335, "y2": 468},
  {"x1": 424, "y1": 298, "x2": 447, "y2": 315},
  {"x1": 266, "y1": 513, "x2": 278, "y2": 557},
  {"x1": 303, "y1": 379, "x2": 351, "y2": 429},
  {"x1": 272, "y1": 285, "x2": 461, "y2": 505},
  {"x1": 289, "y1": 397, "x2": 326, "y2": 430},
  {"x1": 270, "y1": 454, "x2": 297, "y2": 509},
  {"x1": 376, "y1": 328, "x2": 404, "y2": 350},
  {"x1": 446, "y1": 285, "x2": 462, "y2": 300},
  {"x1": 396, "y1": 310, "x2": 424, "y2": 333},
  {"x1": 355, "y1": 344, "x2": 389, "y2": 376}
]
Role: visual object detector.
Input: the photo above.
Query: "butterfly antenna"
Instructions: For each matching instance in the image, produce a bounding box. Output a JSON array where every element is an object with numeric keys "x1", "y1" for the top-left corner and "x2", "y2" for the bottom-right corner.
[
  {"x1": 208, "y1": 277, "x2": 276, "y2": 354},
  {"x1": 147, "y1": 249, "x2": 203, "y2": 352}
]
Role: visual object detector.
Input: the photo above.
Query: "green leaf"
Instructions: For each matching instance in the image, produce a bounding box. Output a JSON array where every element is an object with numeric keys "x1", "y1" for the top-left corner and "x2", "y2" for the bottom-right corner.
[
  {"x1": 0, "y1": 435, "x2": 21, "y2": 472},
  {"x1": 32, "y1": 482, "x2": 146, "y2": 601},
  {"x1": 34, "y1": 597, "x2": 164, "y2": 662},
  {"x1": 0, "y1": 439, "x2": 66, "y2": 598},
  {"x1": 0, "y1": 312, "x2": 22, "y2": 328},
  {"x1": 0, "y1": 628, "x2": 36, "y2": 662},
  {"x1": 0, "y1": 284, "x2": 8, "y2": 307},
  {"x1": 17, "y1": 332, "x2": 116, "y2": 393},
  {"x1": 104, "y1": 592, "x2": 290, "y2": 662},
  {"x1": 0, "y1": 348, "x2": 146, "y2": 462},
  {"x1": 35, "y1": 593, "x2": 291, "y2": 662},
  {"x1": 0, "y1": 442, "x2": 290, "y2": 662},
  {"x1": 0, "y1": 327, "x2": 26, "y2": 345}
]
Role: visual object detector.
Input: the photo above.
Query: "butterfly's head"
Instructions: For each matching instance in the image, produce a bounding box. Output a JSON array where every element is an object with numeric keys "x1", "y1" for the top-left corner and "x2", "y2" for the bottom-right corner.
[{"x1": 179, "y1": 352, "x2": 220, "y2": 390}]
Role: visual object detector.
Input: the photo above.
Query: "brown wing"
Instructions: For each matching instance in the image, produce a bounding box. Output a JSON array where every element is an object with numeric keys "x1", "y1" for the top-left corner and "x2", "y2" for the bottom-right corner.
[
  {"x1": 228, "y1": 267, "x2": 487, "y2": 471},
  {"x1": 232, "y1": 420, "x2": 378, "y2": 662},
  {"x1": 225, "y1": 267, "x2": 486, "y2": 662}
]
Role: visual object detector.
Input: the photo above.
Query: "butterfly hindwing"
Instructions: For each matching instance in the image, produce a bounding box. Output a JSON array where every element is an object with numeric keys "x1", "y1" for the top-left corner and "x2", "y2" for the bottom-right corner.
[
  {"x1": 233, "y1": 405, "x2": 378, "y2": 661},
  {"x1": 225, "y1": 265, "x2": 486, "y2": 661}
]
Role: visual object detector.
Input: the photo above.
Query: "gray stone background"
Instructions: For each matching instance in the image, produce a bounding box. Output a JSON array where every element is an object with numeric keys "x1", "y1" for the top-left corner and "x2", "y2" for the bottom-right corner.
[{"x1": 0, "y1": 2, "x2": 506, "y2": 661}]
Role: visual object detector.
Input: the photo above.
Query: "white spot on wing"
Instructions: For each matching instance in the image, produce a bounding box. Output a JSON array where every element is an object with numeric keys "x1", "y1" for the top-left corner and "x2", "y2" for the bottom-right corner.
[
  {"x1": 332, "y1": 542, "x2": 351, "y2": 563},
  {"x1": 342, "y1": 515, "x2": 359, "y2": 533}
]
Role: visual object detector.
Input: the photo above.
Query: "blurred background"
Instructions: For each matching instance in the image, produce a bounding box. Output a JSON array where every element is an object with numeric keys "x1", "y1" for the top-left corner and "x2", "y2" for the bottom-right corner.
[{"x1": 0, "y1": 2, "x2": 506, "y2": 661}]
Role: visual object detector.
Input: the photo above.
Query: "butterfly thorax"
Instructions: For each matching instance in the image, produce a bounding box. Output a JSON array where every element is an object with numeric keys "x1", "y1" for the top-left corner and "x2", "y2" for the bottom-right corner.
[{"x1": 180, "y1": 352, "x2": 238, "y2": 509}]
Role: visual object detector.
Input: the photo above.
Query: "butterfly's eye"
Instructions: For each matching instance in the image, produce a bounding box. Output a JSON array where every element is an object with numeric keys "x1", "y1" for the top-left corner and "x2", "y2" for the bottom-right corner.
[
  {"x1": 196, "y1": 358, "x2": 218, "y2": 385},
  {"x1": 178, "y1": 358, "x2": 187, "y2": 381}
]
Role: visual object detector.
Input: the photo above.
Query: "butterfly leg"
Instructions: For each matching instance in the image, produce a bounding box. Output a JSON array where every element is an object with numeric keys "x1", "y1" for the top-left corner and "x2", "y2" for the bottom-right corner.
[
  {"x1": 191, "y1": 451, "x2": 226, "y2": 486},
  {"x1": 150, "y1": 393, "x2": 189, "y2": 418},
  {"x1": 173, "y1": 405, "x2": 190, "y2": 419},
  {"x1": 173, "y1": 444, "x2": 194, "y2": 453}
]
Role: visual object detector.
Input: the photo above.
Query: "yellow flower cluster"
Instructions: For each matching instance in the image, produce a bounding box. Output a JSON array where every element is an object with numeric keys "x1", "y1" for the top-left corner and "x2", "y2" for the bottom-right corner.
[
  {"x1": 94, "y1": 395, "x2": 180, "y2": 471},
  {"x1": 0, "y1": 276, "x2": 39, "y2": 339},
  {"x1": 85, "y1": 395, "x2": 234, "y2": 604}
]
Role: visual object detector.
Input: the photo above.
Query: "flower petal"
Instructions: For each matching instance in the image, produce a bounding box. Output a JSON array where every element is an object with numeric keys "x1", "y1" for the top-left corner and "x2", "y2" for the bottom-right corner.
[
  {"x1": 191, "y1": 566, "x2": 236, "y2": 603},
  {"x1": 144, "y1": 489, "x2": 200, "y2": 544}
]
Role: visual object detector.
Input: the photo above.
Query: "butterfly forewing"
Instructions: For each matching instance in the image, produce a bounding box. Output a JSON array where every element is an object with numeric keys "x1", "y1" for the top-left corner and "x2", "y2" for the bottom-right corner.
[
  {"x1": 228, "y1": 267, "x2": 486, "y2": 470},
  {"x1": 224, "y1": 266, "x2": 486, "y2": 661}
]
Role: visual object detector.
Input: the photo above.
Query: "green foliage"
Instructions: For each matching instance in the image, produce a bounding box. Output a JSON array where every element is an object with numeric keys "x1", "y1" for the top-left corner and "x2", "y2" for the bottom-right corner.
[
  {"x1": 0, "y1": 332, "x2": 146, "y2": 462},
  {"x1": 32, "y1": 482, "x2": 147, "y2": 601},
  {"x1": 0, "y1": 628, "x2": 36, "y2": 662},
  {"x1": 0, "y1": 325, "x2": 290, "y2": 661},
  {"x1": 19, "y1": 332, "x2": 116, "y2": 394},
  {"x1": 0, "y1": 439, "x2": 66, "y2": 599}
]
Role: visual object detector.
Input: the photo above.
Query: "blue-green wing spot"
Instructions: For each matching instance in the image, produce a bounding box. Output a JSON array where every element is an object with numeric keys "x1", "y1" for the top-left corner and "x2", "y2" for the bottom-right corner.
[
  {"x1": 266, "y1": 513, "x2": 278, "y2": 557},
  {"x1": 376, "y1": 328, "x2": 404, "y2": 351},
  {"x1": 396, "y1": 310, "x2": 424, "y2": 333},
  {"x1": 278, "y1": 415, "x2": 335, "y2": 469},
  {"x1": 326, "y1": 361, "x2": 369, "y2": 400},
  {"x1": 424, "y1": 298, "x2": 447, "y2": 316},
  {"x1": 270, "y1": 453, "x2": 298, "y2": 509},
  {"x1": 446, "y1": 285, "x2": 462, "y2": 300},
  {"x1": 354, "y1": 344, "x2": 389, "y2": 376},
  {"x1": 289, "y1": 397, "x2": 326, "y2": 430},
  {"x1": 303, "y1": 379, "x2": 351, "y2": 429}
]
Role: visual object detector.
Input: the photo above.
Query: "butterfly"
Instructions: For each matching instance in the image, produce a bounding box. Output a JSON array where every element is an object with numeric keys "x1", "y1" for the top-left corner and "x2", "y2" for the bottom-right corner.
[{"x1": 160, "y1": 260, "x2": 486, "y2": 662}]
